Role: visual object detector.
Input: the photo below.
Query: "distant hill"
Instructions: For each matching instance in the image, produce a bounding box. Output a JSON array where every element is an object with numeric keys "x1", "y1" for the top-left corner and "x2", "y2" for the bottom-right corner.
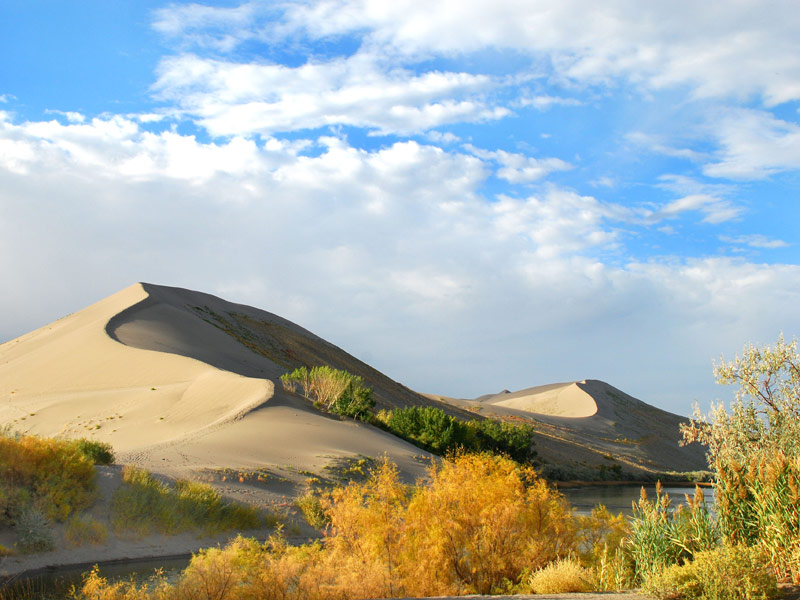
[{"x1": 434, "y1": 379, "x2": 709, "y2": 479}]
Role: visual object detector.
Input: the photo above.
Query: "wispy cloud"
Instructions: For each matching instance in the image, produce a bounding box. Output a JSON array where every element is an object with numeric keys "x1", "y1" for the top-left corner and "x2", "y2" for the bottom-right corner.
[
  {"x1": 720, "y1": 234, "x2": 790, "y2": 249},
  {"x1": 152, "y1": 53, "x2": 507, "y2": 136},
  {"x1": 704, "y1": 109, "x2": 800, "y2": 179},
  {"x1": 464, "y1": 145, "x2": 572, "y2": 183}
]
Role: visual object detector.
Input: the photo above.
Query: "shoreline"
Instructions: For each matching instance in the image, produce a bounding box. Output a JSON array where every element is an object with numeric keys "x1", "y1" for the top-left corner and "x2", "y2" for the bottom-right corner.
[{"x1": 553, "y1": 479, "x2": 713, "y2": 488}]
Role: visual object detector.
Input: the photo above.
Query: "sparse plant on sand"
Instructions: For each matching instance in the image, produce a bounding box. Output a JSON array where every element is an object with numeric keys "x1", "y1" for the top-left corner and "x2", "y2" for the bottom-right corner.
[
  {"x1": 111, "y1": 465, "x2": 266, "y2": 537},
  {"x1": 65, "y1": 515, "x2": 108, "y2": 547},
  {"x1": 15, "y1": 506, "x2": 54, "y2": 553}
]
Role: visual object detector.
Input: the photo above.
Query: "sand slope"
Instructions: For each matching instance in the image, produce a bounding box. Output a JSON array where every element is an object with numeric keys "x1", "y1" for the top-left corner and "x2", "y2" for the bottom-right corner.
[
  {"x1": 0, "y1": 283, "x2": 433, "y2": 484},
  {"x1": 487, "y1": 381, "x2": 599, "y2": 418}
]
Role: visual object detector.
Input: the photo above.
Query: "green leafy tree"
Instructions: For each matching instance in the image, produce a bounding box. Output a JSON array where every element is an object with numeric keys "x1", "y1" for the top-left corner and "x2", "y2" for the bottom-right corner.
[{"x1": 681, "y1": 335, "x2": 800, "y2": 583}]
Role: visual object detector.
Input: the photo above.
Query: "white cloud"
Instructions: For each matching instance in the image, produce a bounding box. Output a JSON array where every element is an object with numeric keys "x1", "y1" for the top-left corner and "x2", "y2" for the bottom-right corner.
[
  {"x1": 652, "y1": 175, "x2": 742, "y2": 224},
  {"x1": 517, "y1": 95, "x2": 583, "y2": 110},
  {"x1": 720, "y1": 235, "x2": 789, "y2": 249},
  {"x1": 627, "y1": 131, "x2": 707, "y2": 162},
  {"x1": 272, "y1": 0, "x2": 800, "y2": 105},
  {"x1": 465, "y1": 145, "x2": 572, "y2": 183},
  {"x1": 704, "y1": 109, "x2": 800, "y2": 180},
  {"x1": 152, "y1": 2, "x2": 262, "y2": 52},
  {"x1": 152, "y1": 53, "x2": 506, "y2": 136}
]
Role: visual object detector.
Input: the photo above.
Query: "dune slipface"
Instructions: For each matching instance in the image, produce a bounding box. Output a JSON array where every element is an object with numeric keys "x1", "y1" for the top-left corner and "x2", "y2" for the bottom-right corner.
[{"x1": 0, "y1": 283, "x2": 437, "y2": 484}]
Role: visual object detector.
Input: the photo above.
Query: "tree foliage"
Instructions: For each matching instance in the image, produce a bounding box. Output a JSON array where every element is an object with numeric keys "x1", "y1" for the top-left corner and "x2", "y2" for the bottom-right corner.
[
  {"x1": 680, "y1": 335, "x2": 800, "y2": 584},
  {"x1": 380, "y1": 405, "x2": 537, "y2": 463}
]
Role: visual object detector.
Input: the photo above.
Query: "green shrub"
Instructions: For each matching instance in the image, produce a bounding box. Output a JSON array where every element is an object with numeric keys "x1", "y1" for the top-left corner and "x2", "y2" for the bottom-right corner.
[
  {"x1": 281, "y1": 366, "x2": 375, "y2": 420},
  {"x1": 65, "y1": 515, "x2": 108, "y2": 546},
  {"x1": 112, "y1": 466, "x2": 265, "y2": 537},
  {"x1": 296, "y1": 491, "x2": 329, "y2": 529},
  {"x1": 646, "y1": 545, "x2": 778, "y2": 600},
  {"x1": 381, "y1": 405, "x2": 536, "y2": 463},
  {"x1": 16, "y1": 506, "x2": 54, "y2": 553},
  {"x1": 76, "y1": 439, "x2": 114, "y2": 465}
]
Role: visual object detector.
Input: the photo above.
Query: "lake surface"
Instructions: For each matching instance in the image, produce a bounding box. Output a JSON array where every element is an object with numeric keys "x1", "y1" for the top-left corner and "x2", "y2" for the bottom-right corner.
[
  {"x1": 559, "y1": 483, "x2": 715, "y2": 516},
  {"x1": 1, "y1": 556, "x2": 189, "y2": 600}
]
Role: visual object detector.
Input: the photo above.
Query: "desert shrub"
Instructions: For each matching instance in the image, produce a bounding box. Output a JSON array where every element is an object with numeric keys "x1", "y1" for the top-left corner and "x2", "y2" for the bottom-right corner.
[
  {"x1": 0, "y1": 433, "x2": 97, "y2": 522},
  {"x1": 76, "y1": 439, "x2": 114, "y2": 465},
  {"x1": 682, "y1": 335, "x2": 800, "y2": 583},
  {"x1": 282, "y1": 366, "x2": 375, "y2": 420},
  {"x1": 15, "y1": 506, "x2": 54, "y2": 553},
  {"x1": 296, "y1": 491, "x2": 329, "y2": 529},
  {"x1": 111, "y1": 466, "x2": 264, "y2": 537},
  {"x1": 381, "y1": 405, "x2": 536, "y2": 462},
  {"x1": 645, "y1": 544, "x2": 778, "y2": 600},
  {"x1": 528, "y1": 557, "x2": 596, "y2": 593},
  {"x1": 65, "y1": 515, "x2": 108, "y2": 546},
  {"x1": 465, "y1": 418, "x2": 537, "y2": 463},
  {"x1": 73, "y1": 454, "x2": 636, "y2": 600},
  {"x1": 384, "y1": 405, "x2": 467, "y2": 454},
  {"x1": 400, "y1": 453, "x2": 576, "y2": 595}
]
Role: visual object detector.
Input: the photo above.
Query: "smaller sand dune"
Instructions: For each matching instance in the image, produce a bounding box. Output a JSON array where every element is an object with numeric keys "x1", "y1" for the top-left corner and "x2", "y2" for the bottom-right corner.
[{"x1": 486, "y1": 381, "x2": 598, "y2": 418}]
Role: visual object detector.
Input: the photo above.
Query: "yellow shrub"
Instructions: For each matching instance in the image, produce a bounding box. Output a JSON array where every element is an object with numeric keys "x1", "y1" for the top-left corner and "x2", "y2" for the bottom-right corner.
[
  {"x1": 529, "y1": 557, "x2": 595, "y2": 593},
  {"x1": 0, "y1": 434, "x2": 97, "y2": 521},
  {"x1": 400, "y1": 453, "x2": 576, "y2": 596}
]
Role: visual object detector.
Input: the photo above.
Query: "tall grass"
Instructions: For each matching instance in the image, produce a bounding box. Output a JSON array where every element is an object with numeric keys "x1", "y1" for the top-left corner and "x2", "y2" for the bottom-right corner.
[
  {"x1": 111, "y1": 466, "x2": 266, "y2": 537},
  {"x1": 627, "y1": 481, "x2": 717, "y2": 586}
]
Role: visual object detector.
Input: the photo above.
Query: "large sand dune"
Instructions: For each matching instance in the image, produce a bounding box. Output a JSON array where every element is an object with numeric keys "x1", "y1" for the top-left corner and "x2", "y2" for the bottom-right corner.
[{"x1": 0, "y1": 283, "x2": 432, "y2": 483}]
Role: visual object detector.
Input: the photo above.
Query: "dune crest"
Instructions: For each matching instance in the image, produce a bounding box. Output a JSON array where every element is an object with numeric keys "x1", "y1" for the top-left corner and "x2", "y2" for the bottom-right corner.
[
  {"x1": 487, "y1": 381, "x2": 598, "y2": 418},
  {"x1": 0, "y1": 283, "x2": 273, "y2": 451}
]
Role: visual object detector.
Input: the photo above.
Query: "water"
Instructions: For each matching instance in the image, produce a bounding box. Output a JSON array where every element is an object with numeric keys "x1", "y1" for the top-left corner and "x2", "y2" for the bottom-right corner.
[
  {"x1": 1, "y1": 556, "x2": 189, "y2": 600},
  {"x1": 559, "y1": 483, "x2": 715, "y2": 516}
]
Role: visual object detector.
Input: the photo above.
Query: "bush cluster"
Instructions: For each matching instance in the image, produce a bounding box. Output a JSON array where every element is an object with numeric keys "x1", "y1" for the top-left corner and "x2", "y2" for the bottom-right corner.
[
  {"x1": 0, "y1": 432, "x2": 98, "y2": 523},
  {"x1": 111, "y1": 466, "x2": 266, "y2": 537},
  {"x1": 378, "y1": 405, "x2": 537, "y2": 463},
  {"x1": 280, "y1": 366, "x2": 375, "y2": 420},
  {"x1": 76, "y1": 454, "x2": 629, "y2": 600}
]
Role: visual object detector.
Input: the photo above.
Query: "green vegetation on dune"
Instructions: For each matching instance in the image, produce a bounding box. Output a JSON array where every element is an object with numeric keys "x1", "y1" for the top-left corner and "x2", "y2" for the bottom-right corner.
[
  {"x1": 375, "y1": 404, "x2": 537, "y2": 463},
  {"x1": 281, "y1": 365, "x2": 537, "y2": 463},
  {"x1": 111, "y1": 465, "x2": 272, "y2": 537}
]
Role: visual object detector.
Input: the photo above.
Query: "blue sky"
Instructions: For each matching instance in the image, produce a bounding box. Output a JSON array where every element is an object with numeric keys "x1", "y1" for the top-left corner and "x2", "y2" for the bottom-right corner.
[{"x1": 2, "y1": 1, "x2": 799, "y2": 415}]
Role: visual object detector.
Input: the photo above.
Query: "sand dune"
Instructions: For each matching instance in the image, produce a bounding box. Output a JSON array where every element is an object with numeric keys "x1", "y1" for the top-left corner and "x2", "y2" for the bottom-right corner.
[
  {"x1": 486, "y1": 381, "x2": 599, "y2": 418},
  {"x1": 0, "y1": 283, "x2": 431, "y2": 483}
]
